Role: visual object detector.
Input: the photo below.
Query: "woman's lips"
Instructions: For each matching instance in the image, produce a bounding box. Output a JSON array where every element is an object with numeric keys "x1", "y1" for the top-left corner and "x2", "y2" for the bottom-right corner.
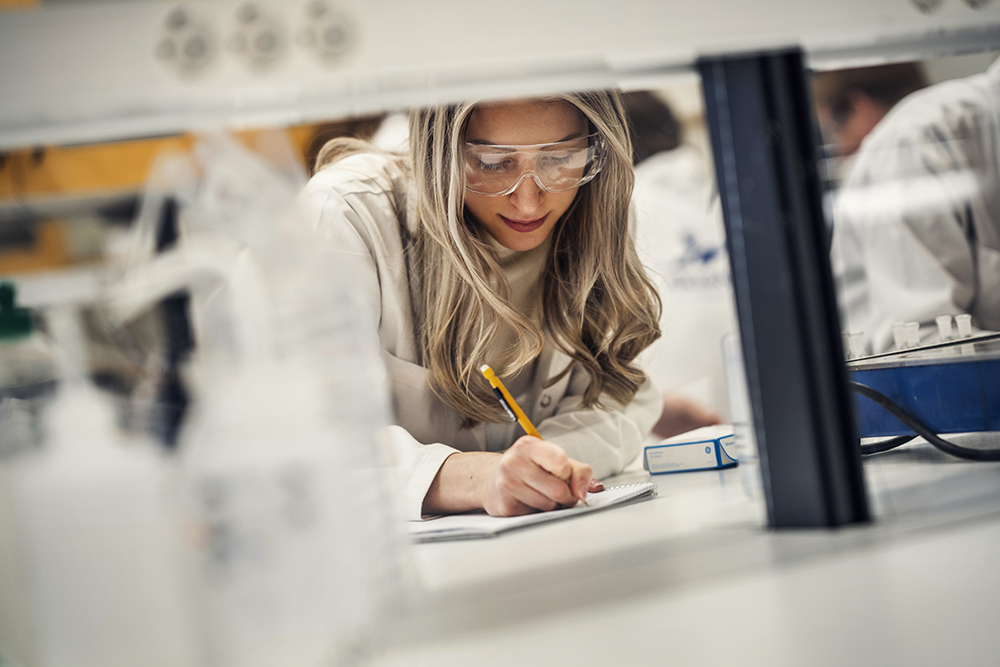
[{"x1": 500, "y1": 214, "x2": 547, "y2": 233}]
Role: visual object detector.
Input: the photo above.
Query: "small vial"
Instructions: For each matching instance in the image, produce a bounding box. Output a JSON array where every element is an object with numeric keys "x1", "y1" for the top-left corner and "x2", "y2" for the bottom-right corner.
[
  {"x1": 956, "y1": 313, "x2": 973, "y2": 339},
  {"x1": 904, "y1": 321, "x2": 920, "y2": 348},
  {"x1": 936, "y1": 315, "x2": 954, "y2": 342},
  {"x1": 848, "y1": 331, "x2": 866, "y2": 359},
  {"x1": 892, "y1": 322, "x2": 907, "y2": 351}
]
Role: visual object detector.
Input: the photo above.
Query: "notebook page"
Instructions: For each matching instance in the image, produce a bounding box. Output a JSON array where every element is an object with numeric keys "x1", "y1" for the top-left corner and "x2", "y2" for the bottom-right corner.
[{"x1": 408, "y1": 482, "x2": 657, "y2": 542}]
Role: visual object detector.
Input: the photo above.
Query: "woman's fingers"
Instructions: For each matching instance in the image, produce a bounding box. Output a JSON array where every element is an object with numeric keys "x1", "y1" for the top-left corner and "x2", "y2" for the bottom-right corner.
[
  {"x1": 499, "y1": 476, "x2": 561, "y2": 513},
  {"x1": 501, "y1": 442, "x2": 578, "y2": 508},
  {"x1": 568, "y1": 460, "x2": 595, "y2": 501},
  {"x1": 519, "y1": 437, "x2": 574, "y2": 480},
  {"x1": 530, "y1": 442, "x2": 592, "y2": 503},
  {"x1": 489, "y1": 486, "x2": 544, "y2": 516},
  {"x1": 483, "y1": 437, "x2": 596, "y2": 514}
]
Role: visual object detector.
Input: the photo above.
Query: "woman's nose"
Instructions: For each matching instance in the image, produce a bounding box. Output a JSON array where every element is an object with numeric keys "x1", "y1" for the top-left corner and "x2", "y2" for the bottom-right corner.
[{"x1": 509, "y1": 173, "x2": 544, "y2": 213}]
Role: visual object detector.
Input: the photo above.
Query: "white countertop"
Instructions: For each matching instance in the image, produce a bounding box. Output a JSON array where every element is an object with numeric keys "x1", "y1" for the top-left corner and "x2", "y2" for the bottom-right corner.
[{"x1": 372, "y1": 441, "x2": 1000, "y2": 666}]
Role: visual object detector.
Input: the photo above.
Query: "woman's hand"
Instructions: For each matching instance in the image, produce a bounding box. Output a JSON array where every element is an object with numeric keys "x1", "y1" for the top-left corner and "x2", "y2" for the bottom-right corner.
[
  {"x1": 480, "y1": 436, "x2": 593, "y2": 516},
  {"x1": 422, "y1": 437, "x2": 598, "y2": 517}
]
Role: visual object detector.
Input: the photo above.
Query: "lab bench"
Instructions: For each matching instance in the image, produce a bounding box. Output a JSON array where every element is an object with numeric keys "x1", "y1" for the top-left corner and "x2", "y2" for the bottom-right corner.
[{"x1": 373, "y1": 446, "x2": 1000, "y2": 666}]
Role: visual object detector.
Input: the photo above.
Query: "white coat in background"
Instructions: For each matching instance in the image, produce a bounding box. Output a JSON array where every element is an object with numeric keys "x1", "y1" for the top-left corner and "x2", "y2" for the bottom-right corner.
[
  {"x1": 832, "y1": 58, "x2": 1000, "y2": 353},
  {"x1": 633, "y1": 144, "x2": 738, "y2": 421}
]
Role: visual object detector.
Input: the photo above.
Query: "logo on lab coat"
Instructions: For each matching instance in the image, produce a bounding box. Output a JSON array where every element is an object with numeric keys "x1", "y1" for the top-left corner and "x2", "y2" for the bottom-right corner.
[{"x1": 661, "y1": 232, "x2": 730, "y2": 292}]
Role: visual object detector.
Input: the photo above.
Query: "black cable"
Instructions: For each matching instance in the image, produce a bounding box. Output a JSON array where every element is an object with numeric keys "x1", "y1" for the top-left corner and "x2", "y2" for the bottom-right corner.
[
  {"x1": 849, "y1": 381, "x2": 1000, "y2": 461},
  {"x1": 860, "y1": 435, "x2": 915, "y2": 457}
]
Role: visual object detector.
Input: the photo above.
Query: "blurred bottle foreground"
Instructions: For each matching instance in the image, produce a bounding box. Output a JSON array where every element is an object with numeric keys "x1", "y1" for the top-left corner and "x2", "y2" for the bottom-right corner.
[
  {"x1": 0, "y1": 134, "x2": 408, "y2": 667},
  {"x1": 0, "y1": 283, "x2": 57, "y2": 458}
]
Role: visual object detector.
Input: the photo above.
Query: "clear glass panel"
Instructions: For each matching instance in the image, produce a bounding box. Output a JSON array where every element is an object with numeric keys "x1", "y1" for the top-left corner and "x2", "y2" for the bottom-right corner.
[
  {"x1": 624, "y1": 87, "x2": 738, "y2": 436},
  {"x1": 7, "y1": 52, "x2": 998, "y2": 661},
  {"x1": 0, "y1": 116, "x2": 384, "y2": 448},
  {"x1": 812, "y1": 51, "x2": 1000, "y2": 521}
]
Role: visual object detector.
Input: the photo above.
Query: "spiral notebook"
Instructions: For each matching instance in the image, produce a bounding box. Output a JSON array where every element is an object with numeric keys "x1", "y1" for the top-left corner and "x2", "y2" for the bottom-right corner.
[{"x1": 408, "y1": 481, "x2": 657, "y2": 542}]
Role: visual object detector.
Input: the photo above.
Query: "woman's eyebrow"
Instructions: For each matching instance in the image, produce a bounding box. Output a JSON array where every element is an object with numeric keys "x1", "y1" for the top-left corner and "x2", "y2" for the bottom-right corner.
[{"x1": 466, "y1": 132, "x2": 585, "y2": 147}]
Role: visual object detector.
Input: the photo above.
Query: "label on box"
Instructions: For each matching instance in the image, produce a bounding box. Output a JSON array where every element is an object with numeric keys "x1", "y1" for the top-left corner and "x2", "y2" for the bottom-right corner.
[{"x1": 643, "y1": 427, "x2": 738, "y2": 474}]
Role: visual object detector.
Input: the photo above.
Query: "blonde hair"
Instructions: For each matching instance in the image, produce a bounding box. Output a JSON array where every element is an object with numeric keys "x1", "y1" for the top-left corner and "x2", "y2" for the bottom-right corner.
[{"x1": 317, "y1": 91, "x2": 661, "y2": 424}]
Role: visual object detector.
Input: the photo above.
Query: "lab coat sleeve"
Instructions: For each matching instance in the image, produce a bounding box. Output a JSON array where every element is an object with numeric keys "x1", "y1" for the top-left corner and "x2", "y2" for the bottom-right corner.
[
  {"x1": 536, "y1": 369, "x2": 661, "y2": 480},
  {"x1": 384, "y1": 427, "x2": 460, "y2": 520},
  {"x1": 301, "y1": 157, "x2": 460, "y2": 521}
]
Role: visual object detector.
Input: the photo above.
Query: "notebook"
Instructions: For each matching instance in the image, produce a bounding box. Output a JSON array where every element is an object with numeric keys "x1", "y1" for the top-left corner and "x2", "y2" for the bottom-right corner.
[{"x1": 408, "y1": 481, "x2": 657, "y2": 542}]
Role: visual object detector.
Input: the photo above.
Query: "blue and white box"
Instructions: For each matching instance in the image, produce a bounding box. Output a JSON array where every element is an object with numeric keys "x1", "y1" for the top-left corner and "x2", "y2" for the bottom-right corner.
[{"x1": 644, "y1": 425, "x2": 738, "y2": 474}]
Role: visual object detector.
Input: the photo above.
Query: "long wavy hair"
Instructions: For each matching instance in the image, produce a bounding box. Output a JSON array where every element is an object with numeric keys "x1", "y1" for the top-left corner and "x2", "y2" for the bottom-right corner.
[{"x1": 317, "y1": 91, "x2": 661, "y2": 424}]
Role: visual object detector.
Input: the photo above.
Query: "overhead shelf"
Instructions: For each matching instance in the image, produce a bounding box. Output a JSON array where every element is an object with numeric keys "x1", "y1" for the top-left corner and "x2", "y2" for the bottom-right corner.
[{"x1": 1, "y1": 0, "x2": 999, "y2": 149}]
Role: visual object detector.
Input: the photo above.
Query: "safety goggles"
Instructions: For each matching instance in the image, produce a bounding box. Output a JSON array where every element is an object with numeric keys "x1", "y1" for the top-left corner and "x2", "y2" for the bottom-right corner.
[{"x1": 464, "y1": 132, "x2": 606, "y2": 196}]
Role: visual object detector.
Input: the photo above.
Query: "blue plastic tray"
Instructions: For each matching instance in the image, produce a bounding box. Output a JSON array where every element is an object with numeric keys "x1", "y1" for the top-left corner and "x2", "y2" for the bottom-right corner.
[{"x1": 847, "y1": 334, "x2": 1000, "y2": 437}]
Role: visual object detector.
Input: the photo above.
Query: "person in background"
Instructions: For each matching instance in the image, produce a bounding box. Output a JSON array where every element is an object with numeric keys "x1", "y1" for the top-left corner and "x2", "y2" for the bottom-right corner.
[
  {"x1": 302, "y1": 92, "x2": 663, "y2": 519},
  {"x1": 813, "y1": 64, "x2": 929, "y2": 353},
  {"x1": 823, "y1": 60, "x2": 1000, "y2": 352},
  {"x1": 813, "y1": 63, "x2": 928, "y2": 161},
  {"x1": 624, "y1": 90, "x2": 731, "y2": 438}
]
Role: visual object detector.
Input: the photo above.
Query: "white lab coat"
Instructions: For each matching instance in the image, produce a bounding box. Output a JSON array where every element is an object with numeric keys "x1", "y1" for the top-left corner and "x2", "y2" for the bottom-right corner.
[
  {"x1": 301, "y1": 153, "x2": 661, "y2": 519},
  {"x1": 832, "y1": 59, "x2": 1000, "y2": 353},
  {"x1": 632, "y1": 145, "x2": 738, "y2": 420}
]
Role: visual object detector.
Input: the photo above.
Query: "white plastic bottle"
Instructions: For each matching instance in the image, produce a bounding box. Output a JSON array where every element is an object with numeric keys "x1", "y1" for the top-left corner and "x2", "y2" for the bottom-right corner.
[
  {"x1": 0, "y1": 282, "x2": 56, "y2": 458},
  {"x1": 161, "y1": 134, "x2": 406, "y2": 667},
  {"x1": 179, "y1": 358, "x2": 403, "y2": 667},
  {"x1": 0, "y1": 310, "x2": 199, "y2": 667}
]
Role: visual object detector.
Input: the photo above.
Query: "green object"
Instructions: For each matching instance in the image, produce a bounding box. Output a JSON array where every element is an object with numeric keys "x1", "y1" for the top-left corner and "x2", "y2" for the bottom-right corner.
[{"x1": 0, "y1": 282, "x2": 33, "y2": 340}]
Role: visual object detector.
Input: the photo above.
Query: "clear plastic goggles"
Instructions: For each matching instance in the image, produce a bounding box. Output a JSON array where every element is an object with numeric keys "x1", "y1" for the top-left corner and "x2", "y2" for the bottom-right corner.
[{"x1": 464, "y1": 132, "x2": 606, "y2": 196}]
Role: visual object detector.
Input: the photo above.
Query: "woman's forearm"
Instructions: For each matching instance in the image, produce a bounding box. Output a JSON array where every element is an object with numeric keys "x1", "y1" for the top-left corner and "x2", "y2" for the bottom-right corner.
[{"x1": 422, "y1": 451, "x2": 500, "y2": 515}]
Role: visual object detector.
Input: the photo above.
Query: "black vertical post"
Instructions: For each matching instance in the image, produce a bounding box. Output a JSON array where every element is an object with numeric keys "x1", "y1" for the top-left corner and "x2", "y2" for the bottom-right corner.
[{"x1": 698, "y1": 49, "x2": 869, "y2": 528}]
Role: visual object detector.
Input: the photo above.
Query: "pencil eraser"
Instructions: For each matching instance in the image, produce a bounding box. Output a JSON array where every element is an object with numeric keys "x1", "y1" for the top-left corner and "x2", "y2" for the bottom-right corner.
[{"x1": 643, "y1": 425, "x2": 737, "y2": 474}]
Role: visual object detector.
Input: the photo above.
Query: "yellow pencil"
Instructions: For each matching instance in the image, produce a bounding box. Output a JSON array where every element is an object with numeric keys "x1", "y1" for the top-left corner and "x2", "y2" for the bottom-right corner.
[
  {"x1": 480, "y1": 364, "x2": 588, "y2": 506},
  {"x1": 480, "y1": 364, "x2": 541, "y2": 437}
]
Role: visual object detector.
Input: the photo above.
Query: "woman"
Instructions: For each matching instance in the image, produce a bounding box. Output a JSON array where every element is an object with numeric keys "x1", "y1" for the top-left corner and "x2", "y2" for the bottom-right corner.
[{"x1": 302, "y1": 91, "x2": 662, "y2": 520}]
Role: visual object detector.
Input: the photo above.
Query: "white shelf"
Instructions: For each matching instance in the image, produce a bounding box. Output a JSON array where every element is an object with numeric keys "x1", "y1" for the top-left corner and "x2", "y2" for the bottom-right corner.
[
  {"x1": 5, "y1": 264, "x2": 104, "y2": 309},
  {"x1": 1, "y1": 0, "x2": 999, "y2": 149}
]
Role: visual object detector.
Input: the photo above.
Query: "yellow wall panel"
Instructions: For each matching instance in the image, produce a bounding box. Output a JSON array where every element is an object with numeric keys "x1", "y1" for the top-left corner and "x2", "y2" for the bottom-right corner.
[
  {"x1": 0, "y1": 0, "x2": 38, "y2": 10},
  {"x1": 1, "y1": 126, "x2": 328, "y2": 200},
  {"x1": 0, "y1": 220, "x2": 70, "y2": 274},
  {"x1": 17, "y1": 136, "x2": 195, "y2": 196}
]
